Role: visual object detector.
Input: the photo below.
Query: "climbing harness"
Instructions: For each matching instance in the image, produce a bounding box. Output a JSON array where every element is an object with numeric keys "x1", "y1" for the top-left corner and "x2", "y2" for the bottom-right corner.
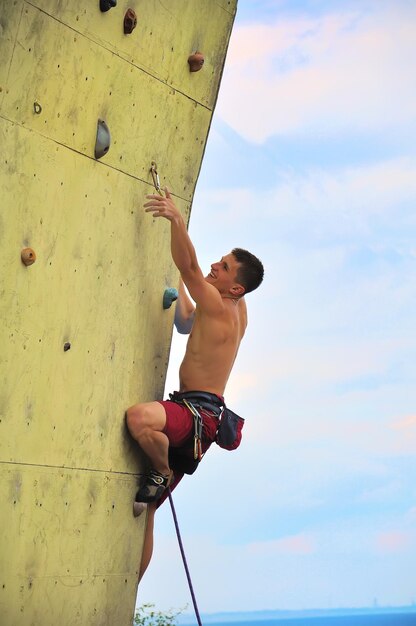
[
  {"x1": 168, "y1": 489, "x2": 203, "y2": 626},
  {"x1": 169, "y1": 390, "x2": 244, "y2": 453}
]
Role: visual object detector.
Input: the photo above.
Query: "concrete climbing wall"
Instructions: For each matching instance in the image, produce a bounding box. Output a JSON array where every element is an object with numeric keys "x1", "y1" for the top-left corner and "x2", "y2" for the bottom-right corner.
[{"x1": 0, "y1": 1, "x2": 237, "y2": 624}]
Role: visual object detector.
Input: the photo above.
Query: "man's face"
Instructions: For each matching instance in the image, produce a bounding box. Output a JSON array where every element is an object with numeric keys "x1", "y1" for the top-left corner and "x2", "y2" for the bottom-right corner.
[{"x1": 205, "y1": 252, "x2": 243, "y2": 295}]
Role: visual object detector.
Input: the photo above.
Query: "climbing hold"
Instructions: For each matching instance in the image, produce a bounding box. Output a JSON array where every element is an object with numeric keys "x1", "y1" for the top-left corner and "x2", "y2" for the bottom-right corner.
[
  {"x1": 188, "y1": 52, "x2": 205, "y2": 72},
  {"x1": 33, "y1": 102, "x2": 42, "y2": 115},
  {"x1": 21, "y1": 248, "x2": 36, "y2": 266},
  {"x1": 63, "y1": 342, "x2": 71, "y2": 352},
  {"x1": 95, "y1": 119, "x2": 111, "y2": 159},
  {"x1": 163, "y1": 288, "x2": 178, "y2": 309},
  {"x1": 133, "y1": 502, "x2": 147, "y2": 518},
  {"x1": 124, "y1": 8, "x2": 137, "y2": 34},
  {"x1": 100, "y1": 0, "x2": 117, "y2": 12}
]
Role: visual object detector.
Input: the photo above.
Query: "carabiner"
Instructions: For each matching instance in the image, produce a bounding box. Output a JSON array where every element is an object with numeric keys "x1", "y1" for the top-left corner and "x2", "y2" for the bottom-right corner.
[
  {"x1": 193, "y1": 435, "x2": 202, "y2": 461},
  {"x1": 150, "y1": 161, "x2": 163, "y2": 195}
]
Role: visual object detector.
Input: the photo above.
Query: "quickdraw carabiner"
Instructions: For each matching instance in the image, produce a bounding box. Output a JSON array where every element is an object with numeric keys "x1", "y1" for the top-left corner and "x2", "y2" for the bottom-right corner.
[
  {"x1": 184, "y1": 399, "x2": 203, "y2": 461},
  {"x1": 150, "y1": 161, "x2": 163, "y2": 196}
]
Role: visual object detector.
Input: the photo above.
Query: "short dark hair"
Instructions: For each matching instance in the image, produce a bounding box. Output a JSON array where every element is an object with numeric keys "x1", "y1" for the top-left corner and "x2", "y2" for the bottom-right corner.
[{"x1": 232, "y1": 248, "x2": 264, "y2": 294}]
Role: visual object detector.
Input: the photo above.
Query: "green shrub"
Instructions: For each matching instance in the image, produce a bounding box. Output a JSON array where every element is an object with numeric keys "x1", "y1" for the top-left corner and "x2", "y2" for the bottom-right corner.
[{"x1": 134, "y1": 603, "x2": 187, "y2": 626}]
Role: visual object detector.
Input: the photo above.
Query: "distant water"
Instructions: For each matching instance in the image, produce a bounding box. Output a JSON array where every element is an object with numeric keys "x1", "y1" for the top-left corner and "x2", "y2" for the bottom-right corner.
[{"x1": 209, "y1": 616, "x2": 416, "y2": 626}]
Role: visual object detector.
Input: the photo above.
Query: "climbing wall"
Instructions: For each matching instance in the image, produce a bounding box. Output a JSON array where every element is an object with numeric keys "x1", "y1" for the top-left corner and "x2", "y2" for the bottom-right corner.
[{"x1": 0, "y1": 1, "x2": 237, "y2": 624}]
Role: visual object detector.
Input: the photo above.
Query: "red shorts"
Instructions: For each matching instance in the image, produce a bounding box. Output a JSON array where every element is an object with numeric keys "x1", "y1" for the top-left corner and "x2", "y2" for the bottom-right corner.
[
  {"x1": 156, "y1": 398, "x2": 219, "y2": 507},
  {"x1": 159, "y1": 399, "x2": 194, "y2": 446}
]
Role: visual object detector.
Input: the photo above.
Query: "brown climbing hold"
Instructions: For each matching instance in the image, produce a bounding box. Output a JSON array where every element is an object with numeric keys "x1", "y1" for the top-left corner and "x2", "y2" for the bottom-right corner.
[
  {"x1": 188, "y1": 51, "x2": 205, "y2": 72},
  {"x1": 124, "y1": 9, "x2": 137, "y2": 34},
  {"x1": 21, "y1": 248, "x2": 36, "y2": 266}
]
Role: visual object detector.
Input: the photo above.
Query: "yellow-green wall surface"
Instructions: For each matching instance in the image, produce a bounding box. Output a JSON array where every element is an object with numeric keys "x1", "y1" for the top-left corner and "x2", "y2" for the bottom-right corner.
[{"x1": 0, "y1": 1, "x2": 237, "y2": 624}]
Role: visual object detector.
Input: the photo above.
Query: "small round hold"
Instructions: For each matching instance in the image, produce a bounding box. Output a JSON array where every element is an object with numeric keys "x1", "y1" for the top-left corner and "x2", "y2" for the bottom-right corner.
[
  {"x1": 21, "y1": 248, "x2": 36, "y2": 266},
  {"x1": 163, "y1": 288, "x2": 178, "y2": 309},
  {"x1": 124, "y1": 8, "x2": 137, "y2": 34},
  {"x1": 188, "y1": 52, "x2": 205, "y2": 72},
  {"x1": 63, "y1": 342, "x2": 71, "y2": 352},
  {"x1": 33, "y1": 102, "x2": 42, "y2": 115}
]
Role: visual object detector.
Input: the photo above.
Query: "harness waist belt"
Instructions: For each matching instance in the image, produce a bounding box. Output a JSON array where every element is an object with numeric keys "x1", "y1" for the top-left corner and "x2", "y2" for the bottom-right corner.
[{"x1": 169, "y1": 390, "x2": 224, "y2": 417}]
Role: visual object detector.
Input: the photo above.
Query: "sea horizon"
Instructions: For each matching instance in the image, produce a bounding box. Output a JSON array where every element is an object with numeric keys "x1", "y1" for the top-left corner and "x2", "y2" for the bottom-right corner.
[{"x1": 177, "y1": 606, "x2": 416, "y2": 625}]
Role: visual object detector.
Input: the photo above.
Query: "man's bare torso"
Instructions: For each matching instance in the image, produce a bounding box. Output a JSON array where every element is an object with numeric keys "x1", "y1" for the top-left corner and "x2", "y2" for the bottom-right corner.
[{"x1": 179, "y1": 297, "x2": 247, "y2": 396}]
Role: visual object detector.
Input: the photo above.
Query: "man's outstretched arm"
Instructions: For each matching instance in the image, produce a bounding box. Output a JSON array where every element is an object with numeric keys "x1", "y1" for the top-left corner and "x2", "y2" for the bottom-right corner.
[{"x1": 144, "y1": 189, "x2": 223, "y2": 312}]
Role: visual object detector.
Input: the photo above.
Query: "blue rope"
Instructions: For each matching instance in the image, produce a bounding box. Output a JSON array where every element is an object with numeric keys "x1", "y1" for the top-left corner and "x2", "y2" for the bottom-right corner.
[{"x1": 168, "y1": 488, "x2": 203, "y2": 626}]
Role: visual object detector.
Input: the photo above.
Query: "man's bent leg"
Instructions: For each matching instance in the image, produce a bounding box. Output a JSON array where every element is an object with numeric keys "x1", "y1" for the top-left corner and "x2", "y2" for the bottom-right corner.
[
  {"x1": 126, "y1": 401, "x2": 173, "y2": 503},
  {"x1": 126, "y1": 401, "x2": 170, "y2": 475}
]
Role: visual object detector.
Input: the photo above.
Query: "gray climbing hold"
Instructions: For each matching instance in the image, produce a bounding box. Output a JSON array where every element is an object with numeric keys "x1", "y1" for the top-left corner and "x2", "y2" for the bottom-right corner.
[
  {"x1": 95, "y1": 119, "x2": 111, "y2": 159},
  {"x1": 133, "y1": 502, "x2": 147, "y2": 518}
]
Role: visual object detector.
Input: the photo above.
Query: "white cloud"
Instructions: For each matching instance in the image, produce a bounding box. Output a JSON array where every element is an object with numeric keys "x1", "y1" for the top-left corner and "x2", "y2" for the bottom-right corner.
[
  {"x1": 218, "y1": 6, "x2": 416, "y2": 142},
  {"x1": 391, "y1": 414, "x2": 416, "y2": 431},
  {"x1": 249, "y1": 533, "x2": 317, "y2": 555},
  {"x1": 196, "y1": 157, "x2": 416, "y2": 245},
  {"x1": 374, "y1": 531, "x2": 413, "y2": 554},
  {"x1": 358, "y1": 480, "x2": 405, "y2": 505}
]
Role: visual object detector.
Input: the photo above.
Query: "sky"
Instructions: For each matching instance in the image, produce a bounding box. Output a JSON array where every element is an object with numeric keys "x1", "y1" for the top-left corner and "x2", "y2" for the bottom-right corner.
[{"x1": 137, "y1": 0, "x2": 416, "y2": 615}]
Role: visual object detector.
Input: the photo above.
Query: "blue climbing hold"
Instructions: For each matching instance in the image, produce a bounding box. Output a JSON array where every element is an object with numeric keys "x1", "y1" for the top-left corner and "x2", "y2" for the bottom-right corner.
[{"x1": 163, "y1": 288, "x2": 178, "y2": 309}]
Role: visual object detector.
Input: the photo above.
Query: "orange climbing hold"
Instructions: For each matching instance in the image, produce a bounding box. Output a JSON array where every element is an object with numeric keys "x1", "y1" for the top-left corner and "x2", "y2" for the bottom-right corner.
[{"x1": 21, "y1": 248, "x2": 36, "y2": 266}]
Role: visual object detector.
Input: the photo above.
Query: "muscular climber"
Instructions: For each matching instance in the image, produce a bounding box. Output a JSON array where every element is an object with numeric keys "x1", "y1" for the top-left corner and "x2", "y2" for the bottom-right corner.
[{"x1": 126, "y1": 188, "x2": 264, "y2": 579}]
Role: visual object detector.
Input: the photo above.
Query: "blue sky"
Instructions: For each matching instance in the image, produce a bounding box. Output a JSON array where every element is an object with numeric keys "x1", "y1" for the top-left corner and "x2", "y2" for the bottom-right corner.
[{"x1": 138, "y1": 0, "x2": 416, "y2": 614}]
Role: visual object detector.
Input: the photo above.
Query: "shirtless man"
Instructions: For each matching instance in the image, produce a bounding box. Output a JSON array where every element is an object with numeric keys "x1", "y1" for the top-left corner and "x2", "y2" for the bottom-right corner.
[{"x1": 126, "y1": 188, "x2": 263, "y2": 579}]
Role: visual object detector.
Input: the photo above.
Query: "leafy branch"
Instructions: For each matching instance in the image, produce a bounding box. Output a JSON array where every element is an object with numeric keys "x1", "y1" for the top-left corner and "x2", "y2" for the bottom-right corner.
[{"x1": 134, "y1": 603, "x2": 188, "y2": 626}]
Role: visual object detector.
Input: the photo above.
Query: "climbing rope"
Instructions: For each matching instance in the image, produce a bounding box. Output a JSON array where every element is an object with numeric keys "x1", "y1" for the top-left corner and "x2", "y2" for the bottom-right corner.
[{"x1": 168, "y1": 489, "x2": 203, "y2": 626}]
